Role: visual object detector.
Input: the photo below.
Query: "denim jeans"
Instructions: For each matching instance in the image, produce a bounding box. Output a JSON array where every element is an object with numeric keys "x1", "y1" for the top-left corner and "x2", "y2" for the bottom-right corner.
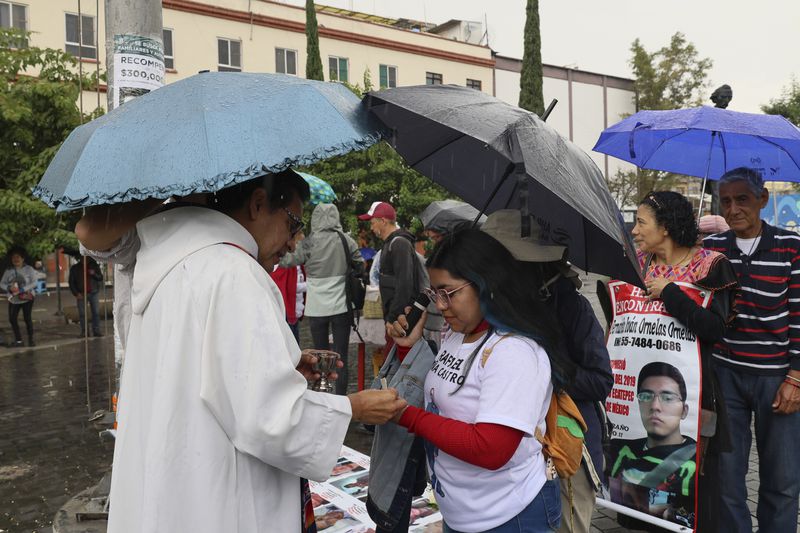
[
  {"x1": 76, "y1": 291, "x2": 101, "y2": 335},
  {"x1": 308, "y1": 312, "x2": 352, "y2": 395},
  {"x1": 443, "y1": 479, "x2": 561, "y2": 533},
  {"x1": 715, "y1": 365, "x2": 800, "y2": 533}
]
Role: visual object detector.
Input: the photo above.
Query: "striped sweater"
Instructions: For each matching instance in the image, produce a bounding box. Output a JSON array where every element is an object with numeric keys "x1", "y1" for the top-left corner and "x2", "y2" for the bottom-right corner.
[{"x1": 704, "y1": 222, "x2": 800, "y2": 375}]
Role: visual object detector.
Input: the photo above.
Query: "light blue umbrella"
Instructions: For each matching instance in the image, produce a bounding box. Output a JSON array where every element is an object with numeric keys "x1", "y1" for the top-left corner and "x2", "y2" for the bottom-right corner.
[
  {"x1": 296, "y1": 172, "x2": 337, "y2": 205},
  {"x1": 33, "y1": 72, "x2": 383, "y2": 211}
]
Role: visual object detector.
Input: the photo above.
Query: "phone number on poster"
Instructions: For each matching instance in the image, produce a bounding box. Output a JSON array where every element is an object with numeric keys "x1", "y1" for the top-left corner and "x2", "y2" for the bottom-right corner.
[{"x1": 613, "y1": 336, "x2": 682, "y2": 351}]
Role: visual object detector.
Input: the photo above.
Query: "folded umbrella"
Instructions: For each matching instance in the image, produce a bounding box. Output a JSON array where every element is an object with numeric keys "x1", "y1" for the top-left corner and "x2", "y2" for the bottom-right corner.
[
  {"x1": 366, "y1": 85, "x2": 640, "y2": 285},
  {"x1": 34, "y1": 72, "x2": 383, "y2": 211},
  {"x1": 419, "y1": 200, "x2": 486, "y2": 234}
]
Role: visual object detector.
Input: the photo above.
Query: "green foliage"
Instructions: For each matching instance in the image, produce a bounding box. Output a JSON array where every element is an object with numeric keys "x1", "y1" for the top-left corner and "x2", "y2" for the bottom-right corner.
[
  {"x1": 630, "y1": 32, "x2": 713, "y2": 111},
  {"x1": 302, "y1": 82, "x2": 451, "y2": 242},
  {"x1": 762, "y1": 78, "x2": 800, "y2": 126},
  {"x1": 518, "y1": 0, "x2": 544, "y2": 116},
  {"x1": 0, "y1": 28, "x2": 101, "y2": 258},
  {"x1": 610, "y1": 32, "x2": 713, "y2": 206},
  {"x1": 305, "y1": 0, "x2": 324, "y2": 81}
]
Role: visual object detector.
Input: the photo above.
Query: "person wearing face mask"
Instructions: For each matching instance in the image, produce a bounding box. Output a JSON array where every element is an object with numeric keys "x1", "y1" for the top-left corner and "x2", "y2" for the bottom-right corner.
[{"x1": 106, "y1": 171, "x2": 407, "y2": 533}]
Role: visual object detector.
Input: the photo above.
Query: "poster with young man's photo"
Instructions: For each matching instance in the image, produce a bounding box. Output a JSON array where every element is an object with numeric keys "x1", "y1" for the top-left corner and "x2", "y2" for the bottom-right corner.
[{"x1": 599, "y1": 281, "x2": 705, "y2": 530}]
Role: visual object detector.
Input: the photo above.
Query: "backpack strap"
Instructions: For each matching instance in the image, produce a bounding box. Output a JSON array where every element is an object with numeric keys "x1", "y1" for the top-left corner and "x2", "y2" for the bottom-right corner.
[{"x1": 335, "y1": 230, "x2": 365, "y2": 344}]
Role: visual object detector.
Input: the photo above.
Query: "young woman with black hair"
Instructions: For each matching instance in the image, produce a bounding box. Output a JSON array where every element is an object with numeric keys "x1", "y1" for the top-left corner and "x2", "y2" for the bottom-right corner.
[
  {"x1": 625, "y1": 190, "x2": 738, "y2": 532},
  {"x1": 388, "y1": 228, "x2": 575, "y2": 533}
]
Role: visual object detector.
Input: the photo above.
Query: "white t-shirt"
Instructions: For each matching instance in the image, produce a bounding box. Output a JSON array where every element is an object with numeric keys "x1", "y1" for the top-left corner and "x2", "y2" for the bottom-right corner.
[
  {"x1": 423, "y1": 330, "x2": 553, "y2": 532},
  {"x1": 736, "y1": 236, "x2": 761, "y2": 256}
]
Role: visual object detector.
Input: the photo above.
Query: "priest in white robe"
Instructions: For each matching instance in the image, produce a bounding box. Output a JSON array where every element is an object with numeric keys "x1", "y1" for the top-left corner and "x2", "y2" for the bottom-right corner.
[{"x1": 107, "y1": 171, "x2": 405, "y2": 532}]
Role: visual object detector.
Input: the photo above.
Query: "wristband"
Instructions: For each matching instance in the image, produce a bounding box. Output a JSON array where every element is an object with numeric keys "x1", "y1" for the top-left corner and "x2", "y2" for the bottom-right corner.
[
  {"x1": 784, "y1": 378, "x2": 800, "y2": 390},
  {"x1": 785, "y1": 374, "x2": 800, "y2": 384}
]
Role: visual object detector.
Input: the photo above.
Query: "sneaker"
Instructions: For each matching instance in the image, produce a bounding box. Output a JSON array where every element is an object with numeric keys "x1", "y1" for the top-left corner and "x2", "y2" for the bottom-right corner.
[
  {"x1": 93, "y1": 331, "x2": 103, "y2": 338},
  {"x1": 12, "y1": 340, "x2": 23, "y2": 347},
  {"x1": 28, "y1": 339, "x2": 35, "y2": 347}
]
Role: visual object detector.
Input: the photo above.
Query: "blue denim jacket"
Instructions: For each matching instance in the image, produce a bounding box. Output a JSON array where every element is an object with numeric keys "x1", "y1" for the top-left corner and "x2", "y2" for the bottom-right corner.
[{"x1": 366, "y1": 339, "x2": 435, "y2": 529}]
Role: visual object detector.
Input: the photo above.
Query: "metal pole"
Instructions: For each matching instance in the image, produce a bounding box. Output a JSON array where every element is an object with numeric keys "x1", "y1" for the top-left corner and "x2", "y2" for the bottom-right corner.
[
  {"x1": 55, "y1": 248, "x2": 63, "y2": 316},
  {"x1": 696, "y1": 131, "x2": 717, "y2": 222},
  {"x1": 104, "y1": 0, "x2": 164, "y2": 111}
]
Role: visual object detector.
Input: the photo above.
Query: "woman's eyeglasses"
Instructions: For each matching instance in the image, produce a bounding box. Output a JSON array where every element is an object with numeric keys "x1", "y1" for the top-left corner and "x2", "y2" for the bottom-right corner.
[
  {"x1": 423, "y1": 281, "x2": 472, "y2": 310},
  {"x1": 284, "y1": 208, "x2": 304, "y2": 237},
  {"x1": 637, "y1": 391, "x2": 682, "y2": 404}
]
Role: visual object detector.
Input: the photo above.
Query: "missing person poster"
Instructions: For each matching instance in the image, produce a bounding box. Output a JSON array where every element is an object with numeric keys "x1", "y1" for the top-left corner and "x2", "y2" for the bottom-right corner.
[
  {"x1": 112, "y1": 34, "x2": 165, "y2": 108},
  {"x1": 598, "y1": 281, "x2": 707, "y2": 531},
  {"x1": 311, "y1": 446, "x2": 443, "y2": 533}
]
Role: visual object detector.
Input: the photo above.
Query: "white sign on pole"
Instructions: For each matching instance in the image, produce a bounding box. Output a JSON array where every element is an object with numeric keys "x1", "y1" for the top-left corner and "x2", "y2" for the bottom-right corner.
[{"x1": 112, "y1": 34, "x2": 165, "y2": 108}]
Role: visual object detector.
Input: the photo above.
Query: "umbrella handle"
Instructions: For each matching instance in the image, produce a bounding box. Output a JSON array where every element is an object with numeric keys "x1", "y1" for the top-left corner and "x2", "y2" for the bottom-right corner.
[{"x1": 472, "y1": 162, "x2": 520, "y2": 227}]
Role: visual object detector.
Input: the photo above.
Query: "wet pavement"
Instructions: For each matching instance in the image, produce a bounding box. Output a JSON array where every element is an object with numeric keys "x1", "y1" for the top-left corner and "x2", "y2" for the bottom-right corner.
[{"x1": 0, "y1": 288, "x2": 795, "y2": 532}]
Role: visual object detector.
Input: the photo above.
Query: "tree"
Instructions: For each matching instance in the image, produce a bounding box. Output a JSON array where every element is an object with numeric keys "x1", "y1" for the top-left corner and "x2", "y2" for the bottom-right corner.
[
  {"x1": 305, "y1": 0, "x2": 324, "y2": 81},
  {"x1": 762, "y1": 79, "x2": 800, "y2": 125},
  {"x1": 609, "y1": 32, "x2": 713, "y2": 206},
  {"x1": 0, "y1": 28, "x2": 102, "y2": 259},
  {"x1": 518, "y1": 0, "x2": 544, "y2": 116}
]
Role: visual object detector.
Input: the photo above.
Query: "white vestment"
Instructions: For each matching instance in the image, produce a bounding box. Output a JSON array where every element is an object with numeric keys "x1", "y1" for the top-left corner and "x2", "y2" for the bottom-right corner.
[{"x1": 108, "y1": 206, "x2": 352, "y2": 532}]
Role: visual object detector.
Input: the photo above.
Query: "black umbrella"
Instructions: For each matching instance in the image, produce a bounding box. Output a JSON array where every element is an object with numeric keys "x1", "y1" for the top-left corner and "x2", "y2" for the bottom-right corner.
[{"x1": 365, "y1": 85, "x2": 641, "y2": 285}]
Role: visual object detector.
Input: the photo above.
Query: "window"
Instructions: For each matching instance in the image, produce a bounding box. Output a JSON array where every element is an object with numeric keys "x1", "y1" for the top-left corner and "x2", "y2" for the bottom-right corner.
[
  {"x1": 217, "y1": 38, "x2": 241, "y2": 72},
  {"x1": 466, "y1": 79, "x2": 482, "y2": 91},
  {"x1": 379, "y1": 64, "x2": 397, "y2": 89},
  {"x1": 163, "y1": 28, "x2": 174, "y2": 70},
  {"x1": 426, "y1": 72, "x2": 443, "y2": 85},
  {"x1": 328, "y1": 56, "x2": 348, "y2": 83},
  {"x1": 65, "y1": 13, "x2": 96, "y2": 59},
  {"x1": 0, "y1": 2, "x2": 27, "y2": 47},
  {"x1": 275, "y1": 48, "x2": 297, "y2": 75}
]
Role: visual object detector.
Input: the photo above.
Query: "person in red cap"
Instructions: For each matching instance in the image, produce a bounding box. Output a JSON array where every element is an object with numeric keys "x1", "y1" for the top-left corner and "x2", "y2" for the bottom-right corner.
[{"x1": 359, "y1": 201, "x2": 426, "y2": 327}]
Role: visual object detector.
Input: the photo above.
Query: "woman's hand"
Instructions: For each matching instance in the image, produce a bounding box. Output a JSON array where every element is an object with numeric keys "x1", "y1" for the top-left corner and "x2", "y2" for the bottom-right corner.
[
  {"x1": 296, "y1": 349, "x2": 343, "y2": 382},
  {"x1": 645, "y1": 277, "x2": 671, "y2": 300},
  {"x1": 385, "y1": 307, "x2": 427, "y2": 348}
]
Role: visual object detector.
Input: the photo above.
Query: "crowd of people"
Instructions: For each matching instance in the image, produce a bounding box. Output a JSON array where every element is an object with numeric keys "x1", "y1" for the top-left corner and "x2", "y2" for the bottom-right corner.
[{"x1": 0, "y1": 163, "x2": 787, "y2": 532}]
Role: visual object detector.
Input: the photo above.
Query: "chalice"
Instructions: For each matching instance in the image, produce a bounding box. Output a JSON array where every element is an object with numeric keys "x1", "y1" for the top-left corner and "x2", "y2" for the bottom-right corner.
[{"x1": 310, "y1": 350, "x2": 340, "y2": 393}]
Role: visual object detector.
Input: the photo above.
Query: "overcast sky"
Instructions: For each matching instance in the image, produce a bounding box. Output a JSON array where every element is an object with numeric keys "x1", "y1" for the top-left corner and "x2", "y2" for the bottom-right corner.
[{"x1": 287, "y1": 0, "x2": 799, "y2": 115}]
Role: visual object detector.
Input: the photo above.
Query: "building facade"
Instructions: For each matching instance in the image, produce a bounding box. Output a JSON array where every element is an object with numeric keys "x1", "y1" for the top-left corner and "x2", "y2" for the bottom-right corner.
[{"x1": 7, "y1": 0, "x2": 494, "y2": 108}]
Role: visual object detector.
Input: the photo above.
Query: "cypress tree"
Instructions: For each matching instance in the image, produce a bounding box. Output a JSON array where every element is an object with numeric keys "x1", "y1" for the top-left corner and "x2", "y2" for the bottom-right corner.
[
  {"x1": 305, "y1": 0, "x2": 324, "y2": 80},
  {"x1": 518, "y1": 0, "x2": 544, "y2": 116}
]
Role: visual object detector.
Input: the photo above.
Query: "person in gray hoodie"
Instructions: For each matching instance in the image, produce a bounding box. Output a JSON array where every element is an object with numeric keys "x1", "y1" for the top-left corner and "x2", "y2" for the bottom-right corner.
[{"x1": 281, "y1": 203, "x2": 364, "y2": 395}]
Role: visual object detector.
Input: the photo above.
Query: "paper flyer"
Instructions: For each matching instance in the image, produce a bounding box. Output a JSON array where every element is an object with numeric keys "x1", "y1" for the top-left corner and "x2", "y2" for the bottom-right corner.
[{"x1": 311, "y1": 446, "x2": 443, "y2": 533}]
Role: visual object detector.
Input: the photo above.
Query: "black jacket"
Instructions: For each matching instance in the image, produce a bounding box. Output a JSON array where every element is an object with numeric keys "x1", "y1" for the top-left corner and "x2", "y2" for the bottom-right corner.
[{"x1": 379, "y1": 229, "x2": 424, "y2": 323}]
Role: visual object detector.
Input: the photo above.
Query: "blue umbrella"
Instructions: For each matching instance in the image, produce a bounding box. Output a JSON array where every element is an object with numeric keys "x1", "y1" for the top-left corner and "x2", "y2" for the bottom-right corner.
[
  {"x1": 33, "y1": 72, "x2": 383, "y2": 211},
  {"x1": 594, "y1": 106, "x2": 800, "y2": 183},
  {"x1": 296, "y1": 172, "x2": 337, "y2": 205}
]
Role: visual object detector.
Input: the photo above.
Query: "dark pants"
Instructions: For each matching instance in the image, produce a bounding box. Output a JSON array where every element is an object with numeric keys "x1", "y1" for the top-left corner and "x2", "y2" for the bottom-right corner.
[
  {"x1": 76, "y1": 291, "x2": 101, "y2": 335},
  {"x1": 8, "y1": 301, "x2": 34, "y2": 343},
  {"x1": 308, "y1": 312, "x2": 351, "y2": 395},
  {"x1": 716, "y1": 364, "x2": 800, "y2": 533},
  {"x1": 288, "y1": 320, "x2": 300, "y2": 344}
]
